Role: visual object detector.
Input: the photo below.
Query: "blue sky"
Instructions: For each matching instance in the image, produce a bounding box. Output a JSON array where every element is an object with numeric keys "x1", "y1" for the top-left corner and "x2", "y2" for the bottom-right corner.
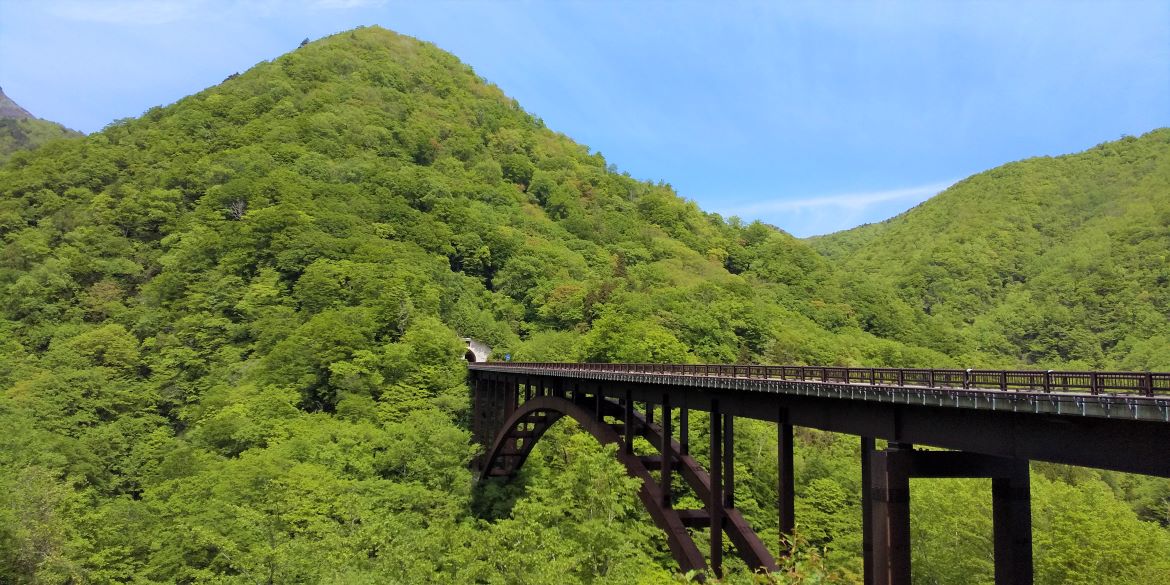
[{"x1": 1, "y1": 1, "x2": 1167, "y2": 236}]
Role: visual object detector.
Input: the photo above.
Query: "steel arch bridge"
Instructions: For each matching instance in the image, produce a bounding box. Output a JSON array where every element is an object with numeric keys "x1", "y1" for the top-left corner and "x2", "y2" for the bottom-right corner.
[
  {"x1": 476, "y1": 393, "x2": 775, "y2": 575},
  {"x1": 469, "y1": 362, "x2": 1170, "y2": 584}
]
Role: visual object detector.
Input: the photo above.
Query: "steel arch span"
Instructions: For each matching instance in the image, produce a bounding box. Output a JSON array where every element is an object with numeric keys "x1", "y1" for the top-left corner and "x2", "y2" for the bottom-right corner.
[
  {"x1": 466, "y1": 363, "x2": 1170, "y2": 585},
  {"x1": 474, "y1": 390, "x2": 778, "y2": 577}
]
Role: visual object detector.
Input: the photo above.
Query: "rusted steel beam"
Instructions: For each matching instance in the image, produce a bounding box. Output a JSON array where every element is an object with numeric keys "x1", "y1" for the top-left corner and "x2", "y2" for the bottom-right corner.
[
  {"x1": 709, "y1": 399, "x2": 723, "y2": 577},
  {"x1": 861, "y1": 437, "x2": 875, "y2": 585},
  {"x1": 676, "y1": 509, "x2": 711, "y2": 527},
  {"x1": 661, "y1": 393, "x2": 673, "y2": 509},
  {"x1": 724, "y1": 413, "x2": 735, "y2": 508},
  {"x1": 885, "y1": 444, "x2": 913, "y2": 585},
  {"x1": 778, "y1": 414, "x2": 795, "y2": 545},
  {"x1": 477, "y1": 394, "x2": 707, "y2": 573},
  {"x1": 634, "y1": 405, "x2": 779, "y2": 574},
  {"x1": 992, "y1": 460, "x2": 1032, "y2": 585}
]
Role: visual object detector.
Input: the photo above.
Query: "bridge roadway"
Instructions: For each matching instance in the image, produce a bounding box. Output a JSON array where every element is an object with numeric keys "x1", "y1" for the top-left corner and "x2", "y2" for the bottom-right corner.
[{"x1": 468, "y1": 362, "x2": 1170, "y2": 585}]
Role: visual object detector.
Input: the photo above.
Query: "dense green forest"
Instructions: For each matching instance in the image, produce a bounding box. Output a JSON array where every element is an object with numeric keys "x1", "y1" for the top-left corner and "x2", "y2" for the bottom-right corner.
[
  {"x1": 0, "y1": 117, "x2": 81, "y2": 165},
  {"x1": 813, "y1": 128, "x2": 1170, "y2": 370},
  {"x1": 0, "y1": 26, "x2": 1167, "y2": 583}
]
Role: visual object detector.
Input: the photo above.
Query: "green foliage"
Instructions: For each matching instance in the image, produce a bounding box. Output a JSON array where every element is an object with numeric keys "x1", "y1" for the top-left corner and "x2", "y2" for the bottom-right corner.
[
  {"x1": 0, "y1": 117, "x2": 82, "y2": 165},
  {"x1": 0, "y1": 25, "x2": 1166, "y2": 584},
  {"x1": 814, "y1": 129, "x2": 1170, "y2": 368}
]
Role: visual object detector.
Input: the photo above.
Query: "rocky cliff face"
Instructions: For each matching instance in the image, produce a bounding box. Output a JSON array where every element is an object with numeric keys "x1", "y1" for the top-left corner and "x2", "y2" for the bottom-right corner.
[
  {"x1": 0, "y1": 87, "x2": 82, "y2": 163},
  {"x1": 0, "y1": 87, "x2": 35, "y2": 120}
]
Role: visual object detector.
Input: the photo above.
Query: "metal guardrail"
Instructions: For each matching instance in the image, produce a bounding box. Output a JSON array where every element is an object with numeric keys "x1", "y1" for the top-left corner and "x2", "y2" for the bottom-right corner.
[{"x1": 480, "y1": 362, "x2": 1170, "y2": 397}]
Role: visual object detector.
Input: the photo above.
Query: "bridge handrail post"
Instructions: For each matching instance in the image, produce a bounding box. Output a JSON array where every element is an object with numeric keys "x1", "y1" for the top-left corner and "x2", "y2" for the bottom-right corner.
[
  {"x1": 897, "y1": 369, "x2": 904, "y2": 386},
  {"x1": 928, "y1": 369, "x2": 935, "y2": 388},
  {"x1": 1144, "y1": 372, "x2": 1154, "y2": 397},
  {"x1": 1044, "y1": 370, "x2": 1053, "y2": 393},
  {"x1": 999, "y1": 371, "x2": 1007, "y2": 391}
]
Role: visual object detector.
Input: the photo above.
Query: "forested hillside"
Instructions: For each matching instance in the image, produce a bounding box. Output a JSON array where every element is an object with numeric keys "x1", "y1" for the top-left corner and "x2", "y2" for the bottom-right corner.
[
  {"x1": 813, "y1": 129, "x2": 1170, "y2": 370},
  {"x1": 1, "y1": 26, "x2": 1167, "y2": 584}
]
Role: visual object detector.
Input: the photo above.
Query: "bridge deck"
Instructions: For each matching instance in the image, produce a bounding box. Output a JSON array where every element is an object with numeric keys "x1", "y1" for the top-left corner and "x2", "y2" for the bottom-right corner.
[
  {"x1": 470, "y1": 362, "x2": 1170, "y2": 476},
  {"x1": 470, "y1": 362, "x2": 1170, "y2": 423}
]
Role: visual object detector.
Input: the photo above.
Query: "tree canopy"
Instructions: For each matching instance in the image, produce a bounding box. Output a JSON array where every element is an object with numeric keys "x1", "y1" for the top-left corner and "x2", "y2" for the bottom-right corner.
[{"x1": 0, "y1": 26, "x2": 1166, "y2": 584}]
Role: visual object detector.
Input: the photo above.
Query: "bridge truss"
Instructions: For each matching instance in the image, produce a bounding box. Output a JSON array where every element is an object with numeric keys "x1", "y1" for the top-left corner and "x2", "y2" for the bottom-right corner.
[{"x1": 469, "y1": 362, "x2": 1170, "y2": 584}]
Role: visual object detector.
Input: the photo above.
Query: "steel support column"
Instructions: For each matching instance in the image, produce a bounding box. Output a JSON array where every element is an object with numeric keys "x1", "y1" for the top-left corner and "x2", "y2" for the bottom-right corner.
[
  {"x1": 778, "y1": 413, "x2": 795, "y2": 547},
  {"x1": 661, "y1": 393, "x2": 673, "y2": 508},
  {"x1": 861, "y1": 436, "x2": 875, "y2": 585},
  {"x1": 595, "y1": 385, "x2": 604, "y2": 422},
  {"x1": 624, "y1": 389, "x2": 634, "y2": 455},
  {"x1": 471, "y1": 377, "x2": 481, "y2": 451},
  {"x1": 724, "y1": 413, "x2": 735, "y2": 508},
  {"x1": 710, "y1": 399, "x2": 723, "y2": 577},
  {"x1": 884, "y1": 443, "x2": 913, "y2": 585},
  {"x1": 868, "y1": 443, "x2": 915, "y2": 585},
  {"x1": 870, "y1": 451, "x2": 890, "y2": 585},
  {"x1": 504, "y1": 379, "x2": 517, "y2": 420},
  {"x1": 993, "y1": 460, "x2": 1032, "y2": 585},
  {"x1": 867, "y1": 444, "x2": 1033, "y2": 585}
]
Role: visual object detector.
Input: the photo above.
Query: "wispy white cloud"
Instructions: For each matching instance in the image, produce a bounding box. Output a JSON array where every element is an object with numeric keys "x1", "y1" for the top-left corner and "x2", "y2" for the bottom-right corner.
[
  {"x1": 48, "y1": 0, "x2": 197, "y2": 25},
  {"x1": 46, "y1": 0, "x2": 385, "y2": 25},
  {"x1": 308, "y1": 0, "x2": 386, "y2": 9},
  {"x1": 724, "y1": 181, "x2": 953, "y2": 216},
  {"x1": 717, "y1": 180, "x2": 955, "y2": 237}
]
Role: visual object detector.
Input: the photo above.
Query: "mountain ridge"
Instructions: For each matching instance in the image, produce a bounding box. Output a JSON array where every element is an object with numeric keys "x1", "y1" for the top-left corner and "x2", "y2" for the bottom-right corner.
[
  {"x1": 0, "y1": 86, "x2": 83, "y2": 164},
  {"x1": 0, "y1": 26, "x2": 1166, "y2": 584},
  {"x1": 813, "y1": 128, "x2": 1170, "y2": 368},
  {"x1": 0, "y1": 87, "x2": 35, "y2": 120}
]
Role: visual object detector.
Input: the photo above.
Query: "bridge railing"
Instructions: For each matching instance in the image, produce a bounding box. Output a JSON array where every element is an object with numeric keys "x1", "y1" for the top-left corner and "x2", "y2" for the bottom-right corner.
[{"x1": 481, "y1": 362, "x2": 1170, "y2": 397}]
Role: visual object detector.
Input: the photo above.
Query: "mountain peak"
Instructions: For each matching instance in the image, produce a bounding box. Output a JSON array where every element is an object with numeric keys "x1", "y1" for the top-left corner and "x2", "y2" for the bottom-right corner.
[{"x1": 0, "y1": 87, "x2": 35, "y2": 120}]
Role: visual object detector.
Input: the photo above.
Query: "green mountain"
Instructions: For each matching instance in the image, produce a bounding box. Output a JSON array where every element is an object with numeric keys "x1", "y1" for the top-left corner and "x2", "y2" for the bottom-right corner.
[
  {"x1": 1, "y1": 26, "x2": 1167, "y2": 584},
  {"x1": 0, "y1": 87, "x2": 83, "y2": 164},
  {"x1": 813, "y1": 129, "x2": 1170, "y2": 369}
]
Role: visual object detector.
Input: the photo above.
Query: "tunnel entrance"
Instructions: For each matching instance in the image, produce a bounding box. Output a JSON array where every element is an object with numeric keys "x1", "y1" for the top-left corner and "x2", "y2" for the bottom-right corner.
[{"x1": 464, "y1": 350, "x2": 477, "y2": 362}]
